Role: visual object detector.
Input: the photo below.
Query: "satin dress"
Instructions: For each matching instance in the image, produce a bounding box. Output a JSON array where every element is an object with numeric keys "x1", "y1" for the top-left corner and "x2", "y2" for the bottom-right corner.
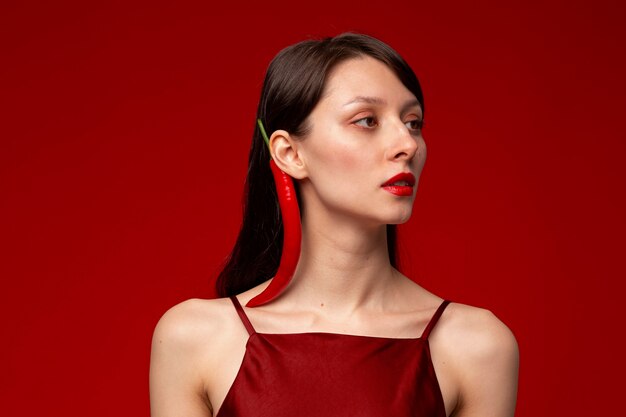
[{"x1": 215, "y1": 295, "x2": 451, "y2": 417}]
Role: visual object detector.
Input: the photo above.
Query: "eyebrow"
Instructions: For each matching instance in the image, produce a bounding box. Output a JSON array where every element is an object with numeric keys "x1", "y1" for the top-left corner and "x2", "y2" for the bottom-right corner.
[
  {"x1": 342, "y1": 96, "x2": 422, "y2": 114},
  {"x1": 343, "y1": 96, "x2": 388, "y2": 106}
]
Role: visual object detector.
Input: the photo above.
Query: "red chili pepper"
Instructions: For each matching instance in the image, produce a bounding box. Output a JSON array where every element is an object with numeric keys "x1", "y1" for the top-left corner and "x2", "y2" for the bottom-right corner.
[{"x1": 246, "y1": 120, "x2": 302, "y2": 307}]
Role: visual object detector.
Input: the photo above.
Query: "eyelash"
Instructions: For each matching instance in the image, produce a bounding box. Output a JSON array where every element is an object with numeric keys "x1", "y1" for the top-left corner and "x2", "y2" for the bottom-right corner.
[
  {"x1": 354, "y1": 116, "x2": 378, "y2": 128},
  {"x1": 353, "y1": 116, "x2": 424, "y2": 132},
  {"x1": 406, "y1": 119, "x2": 424, "y2": 131}
]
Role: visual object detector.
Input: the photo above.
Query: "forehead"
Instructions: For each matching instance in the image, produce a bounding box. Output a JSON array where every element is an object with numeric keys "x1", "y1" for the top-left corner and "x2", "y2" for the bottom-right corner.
[{"x1": 321, "y1": 56, "x2": 418, "y2": 108}]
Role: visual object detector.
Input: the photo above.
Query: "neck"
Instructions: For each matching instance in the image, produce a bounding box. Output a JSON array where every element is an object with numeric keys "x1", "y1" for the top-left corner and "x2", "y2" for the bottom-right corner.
[{"x1": 279, "y1": 203, "x2": 402, "y2": 316}]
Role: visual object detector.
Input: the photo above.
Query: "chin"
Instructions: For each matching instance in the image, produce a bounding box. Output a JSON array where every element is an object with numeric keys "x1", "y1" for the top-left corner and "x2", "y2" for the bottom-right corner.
[
  {"x1": 385, "y1": 210, "x2": 413, "y2": 225},
  {"x1": 389, "y1": 217, "x2": 411, "y2": 225}
]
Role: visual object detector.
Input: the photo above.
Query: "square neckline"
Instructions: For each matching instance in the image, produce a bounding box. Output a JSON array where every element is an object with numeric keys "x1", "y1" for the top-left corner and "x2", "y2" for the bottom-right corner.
[{"x1": 250, "y1": 330, "x2": 426, "y2": 341}]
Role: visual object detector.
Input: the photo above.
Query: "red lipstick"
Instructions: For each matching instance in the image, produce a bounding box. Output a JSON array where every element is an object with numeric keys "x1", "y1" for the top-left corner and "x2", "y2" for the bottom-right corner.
[{"x1": 381, "y1": 172, "x2": 416, "y2": 197}]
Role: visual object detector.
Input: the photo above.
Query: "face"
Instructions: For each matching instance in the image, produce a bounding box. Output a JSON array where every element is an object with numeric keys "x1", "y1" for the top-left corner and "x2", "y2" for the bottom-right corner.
[{"x1": 296, "y1": 55, "x2": 426, "y2": 227}]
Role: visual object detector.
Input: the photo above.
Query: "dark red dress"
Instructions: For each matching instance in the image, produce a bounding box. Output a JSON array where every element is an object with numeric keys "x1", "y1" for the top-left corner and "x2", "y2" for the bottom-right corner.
[{"x1": 216, "y1": 295, "x2": 451, "y2": 417}]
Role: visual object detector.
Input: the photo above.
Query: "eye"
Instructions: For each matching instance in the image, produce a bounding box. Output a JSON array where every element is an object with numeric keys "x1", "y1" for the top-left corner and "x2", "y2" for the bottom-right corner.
[
  {"x1": 354, "y1": 116, "x2": 378, "y2": 128},
  {"x1": 405, "y1": 118, "x2": 424, "y2": 132}
]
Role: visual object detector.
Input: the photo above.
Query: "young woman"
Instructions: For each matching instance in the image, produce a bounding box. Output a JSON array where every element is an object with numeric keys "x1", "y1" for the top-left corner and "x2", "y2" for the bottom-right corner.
[{"x1": 149, "y1": 32, "x2": 519, "y2": 417}]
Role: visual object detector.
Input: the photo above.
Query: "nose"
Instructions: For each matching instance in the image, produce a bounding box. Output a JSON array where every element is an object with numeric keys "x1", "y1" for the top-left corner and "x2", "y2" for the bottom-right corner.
[{"x1": 385, "y1": 119, "x2": 420, "y2": 162}]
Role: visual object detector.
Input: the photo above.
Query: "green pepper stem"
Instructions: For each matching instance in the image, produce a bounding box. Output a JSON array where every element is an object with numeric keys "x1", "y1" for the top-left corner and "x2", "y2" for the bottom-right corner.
[{"x1": 257, "y1": 119, "x2": 272, "y2": 161}]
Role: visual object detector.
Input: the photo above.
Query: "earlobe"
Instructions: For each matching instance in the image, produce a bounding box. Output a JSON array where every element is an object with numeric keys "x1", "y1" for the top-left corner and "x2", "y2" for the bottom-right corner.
[{"x1": 269, "y1": 130, "x2": 307, "y2": 179}]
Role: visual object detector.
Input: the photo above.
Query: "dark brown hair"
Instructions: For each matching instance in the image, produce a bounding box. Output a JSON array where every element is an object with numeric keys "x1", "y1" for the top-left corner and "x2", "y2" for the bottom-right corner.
[{"x1": 215, "y1": 32, "x2": 424, "y2": 297}]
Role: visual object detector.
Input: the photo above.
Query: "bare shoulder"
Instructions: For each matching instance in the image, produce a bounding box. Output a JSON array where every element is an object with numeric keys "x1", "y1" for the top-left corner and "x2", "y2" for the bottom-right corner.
[
  {"x1": 151, "y1": 296, "x2": 250, "y2": 366},
  {"x1": 431, "y1": 302, "x2": 519, "y2": 416},
  {"x1": 152, "y1": 298, "x2": 233, "y2": 348},
  {"x1": 436, "y1": 302, "x2": 519, "y2": 360},
  {"x1": 150, "y1": 297, "x2": 242, "y2": 417}
]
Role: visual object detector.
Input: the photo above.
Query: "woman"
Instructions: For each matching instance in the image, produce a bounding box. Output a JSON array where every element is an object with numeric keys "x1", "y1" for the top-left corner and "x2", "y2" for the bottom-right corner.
[{"x1": 149, "y1": 32, "x2": 519, "y2": 417}]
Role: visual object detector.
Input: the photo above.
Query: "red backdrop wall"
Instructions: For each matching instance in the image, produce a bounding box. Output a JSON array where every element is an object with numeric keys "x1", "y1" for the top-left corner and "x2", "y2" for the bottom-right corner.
[{"x1": 2, "y1": 1, "x2": 624, "y2": 416}]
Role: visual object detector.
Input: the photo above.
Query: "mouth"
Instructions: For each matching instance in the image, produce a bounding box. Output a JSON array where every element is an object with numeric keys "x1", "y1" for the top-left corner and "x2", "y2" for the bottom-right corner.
[
  {"x1": 381, "y1": 172, "x2": 416, "y2": 197},
  {"x1": 381, "y1": 172, "x2": 416, "y2": 187}
]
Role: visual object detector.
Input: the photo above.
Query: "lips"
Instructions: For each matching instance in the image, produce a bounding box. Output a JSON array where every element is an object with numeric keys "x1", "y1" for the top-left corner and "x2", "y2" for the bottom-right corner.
[
  {"x1": 381, "y1": 172, "x2": 416, "y2": 197},
  {"x1": 381, "y1": 172, "x2": 416, "y2": 187}
]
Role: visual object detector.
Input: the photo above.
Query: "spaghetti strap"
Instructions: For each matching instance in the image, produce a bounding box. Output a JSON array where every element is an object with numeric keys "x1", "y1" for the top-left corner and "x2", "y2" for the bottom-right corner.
[
  {"x1": 230, "y1": 295, "x2": 256, "y2": 336},
  {"x1": 421, "y1": 300, "x2": 451, "y2": 339}
]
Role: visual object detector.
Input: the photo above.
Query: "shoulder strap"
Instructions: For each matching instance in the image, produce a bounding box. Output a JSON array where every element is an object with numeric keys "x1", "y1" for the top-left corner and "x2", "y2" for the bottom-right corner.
[
  {"x1": 421, "y1": 300, "x2": 451, "y2": 339},
  {"x1": 230, "y1": 295, "x2": 256, "y2": 336}
]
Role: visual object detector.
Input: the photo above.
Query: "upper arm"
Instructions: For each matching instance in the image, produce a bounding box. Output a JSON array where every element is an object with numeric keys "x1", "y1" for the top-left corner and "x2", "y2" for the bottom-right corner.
[
  {"x1": 149, "y1": 300, "x2": 213, "y2": 417},
  {"x1": 453, "y1": 309, "x2": 519, "y2": 417}
]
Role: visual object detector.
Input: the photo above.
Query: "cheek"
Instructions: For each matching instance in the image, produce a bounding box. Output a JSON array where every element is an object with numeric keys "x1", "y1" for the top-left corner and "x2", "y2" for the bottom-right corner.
[
  {"x1": 310, "y1": 139, "x2": 373, "y2": 187},
  {"x1": 416, "y1": 139, "x2": 427, "y2": 170}
]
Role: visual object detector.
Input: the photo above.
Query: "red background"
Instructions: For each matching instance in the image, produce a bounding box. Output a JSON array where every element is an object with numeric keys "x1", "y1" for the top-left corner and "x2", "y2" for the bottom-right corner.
[{"x1": 1, "y1": 1, "x2": 624, "y2": 416}]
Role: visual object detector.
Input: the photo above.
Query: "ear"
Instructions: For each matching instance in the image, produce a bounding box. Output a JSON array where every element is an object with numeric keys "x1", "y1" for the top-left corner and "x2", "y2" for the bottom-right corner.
[{"x1": 269, "y1": 129, "x2": 308, "y2": 180}]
